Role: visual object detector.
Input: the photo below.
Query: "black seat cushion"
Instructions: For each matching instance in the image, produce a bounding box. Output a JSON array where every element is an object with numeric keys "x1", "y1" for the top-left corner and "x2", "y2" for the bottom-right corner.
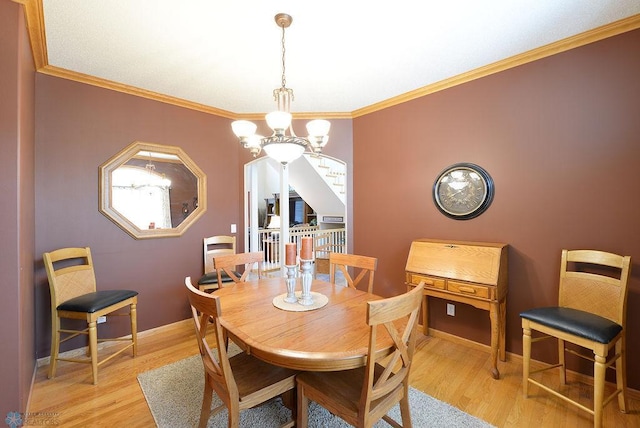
[
  {"x1": 57, "y1": 290, "x2": 138, "y2": 313},
  {"x1": 197, "y1": 271, "x2": 239, "y2": 286},
  {"x1": 520, "y1": 307, "x2": 622, "y2": 344}
]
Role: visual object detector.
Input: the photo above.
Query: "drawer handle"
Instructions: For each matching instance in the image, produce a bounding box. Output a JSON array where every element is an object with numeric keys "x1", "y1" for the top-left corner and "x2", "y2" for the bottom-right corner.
[{"x1": 458, "y1": 286, "x2": 476, "y2": 294}]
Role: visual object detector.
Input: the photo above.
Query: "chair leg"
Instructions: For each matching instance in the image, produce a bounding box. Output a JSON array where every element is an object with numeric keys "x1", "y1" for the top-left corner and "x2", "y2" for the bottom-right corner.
[
  {"x1": 228, "y1": 400, "x2": 240, "y2": 428},
  {"x1": 593, "y1": 353, "x2": 606, "y2": 428},
  {"x1": 199, "y1": 379, "x2": 213, "y2": 428},
  {"x1": 130, "y1": 302, "x2": 138, "y2": 356},
  {"x1": 297, "y1": 383, "x2": 309, "y2": 428},
  {"x1": 399, "y1": 385, "x2": 412, "y2": 427},
  {"x1": 615, "y1": 339, "x2": 628, "y2": 413},
  {"x1": 48, "y1": 315, "x2": 60, "y2": 379},
  {"x1": 522, "y1": 326, "x2": 532, "y2": 397},
  {"x1": 558, "y1": 338, "x2": 566, "y2": 385},
  {"x1": 88, "y1": 320, "x2": 99, "y2": 385}
]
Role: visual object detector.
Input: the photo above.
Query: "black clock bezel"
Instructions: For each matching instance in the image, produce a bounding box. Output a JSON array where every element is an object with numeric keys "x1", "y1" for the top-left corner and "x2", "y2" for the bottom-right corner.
[{"x1": 432, "y1": 163, "x2": 494, "y2": 220}]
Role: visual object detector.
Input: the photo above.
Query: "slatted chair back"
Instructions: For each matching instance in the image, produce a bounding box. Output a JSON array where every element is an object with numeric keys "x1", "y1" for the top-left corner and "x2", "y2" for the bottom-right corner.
[
  {"x1": 329, "y1": 252, "x2": 378, "y2": 293},
  {"x1": 213, "y1": 252, "x2": 264, "y2": 286},
  {"x1": 558, "y1": 249, "x2": 630, "y2": 325},
  {"x1": 203, "y1": 235, "x2": 236, "y2": 274},
  {"x1": 45, "y1": 247, "x2": 98, "y2": 308}
]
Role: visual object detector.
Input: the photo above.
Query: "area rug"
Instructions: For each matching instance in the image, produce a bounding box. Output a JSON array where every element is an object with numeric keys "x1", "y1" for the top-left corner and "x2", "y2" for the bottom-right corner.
[{"x1": 138, "y1": 353, "x2": 494, "y2": 428}]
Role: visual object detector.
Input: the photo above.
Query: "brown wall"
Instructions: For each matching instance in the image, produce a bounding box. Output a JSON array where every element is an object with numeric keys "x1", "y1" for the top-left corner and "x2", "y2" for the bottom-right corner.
[
  {"x1": 353, "y1": 29, "x2": 640, "y2": 388},
  {"x1": 0, "y1": 0, "x2": 36, "y2": 417},
  {"x1": 33, "y1": 75, "x2": 241, "y2": 355}
]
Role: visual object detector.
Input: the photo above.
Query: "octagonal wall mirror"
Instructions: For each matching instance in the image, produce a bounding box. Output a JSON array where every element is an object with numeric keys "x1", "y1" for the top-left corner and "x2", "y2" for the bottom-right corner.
[{"x1": 99, "y1": 141, "x2": 207, "y2": 239}]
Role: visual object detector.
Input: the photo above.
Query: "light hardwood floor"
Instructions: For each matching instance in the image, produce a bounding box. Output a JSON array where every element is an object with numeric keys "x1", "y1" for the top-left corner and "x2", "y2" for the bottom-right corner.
[{"x1": 27, "y1": 320, "x2": 639, "y2": 427}]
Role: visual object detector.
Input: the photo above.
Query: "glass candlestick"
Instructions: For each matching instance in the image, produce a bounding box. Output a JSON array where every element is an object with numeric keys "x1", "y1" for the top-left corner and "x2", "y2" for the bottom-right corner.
[
  {"x1": 299, "y1": 258, "x2": 313, "y2": 306},
  {"x1": 284, "y1": 264, "x2": 298, "y2": 303}
]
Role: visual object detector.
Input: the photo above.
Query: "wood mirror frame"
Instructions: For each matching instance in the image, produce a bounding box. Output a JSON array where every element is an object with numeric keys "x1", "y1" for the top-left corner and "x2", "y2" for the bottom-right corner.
[{"x1": 99, "y1": 141, "x2": 207, "y2": 239}]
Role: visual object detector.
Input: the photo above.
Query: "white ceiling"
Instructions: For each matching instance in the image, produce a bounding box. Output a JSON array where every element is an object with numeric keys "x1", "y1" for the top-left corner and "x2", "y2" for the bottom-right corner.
[{"x1": 42, "y1": 0, "x2": 640, "y2": 116}]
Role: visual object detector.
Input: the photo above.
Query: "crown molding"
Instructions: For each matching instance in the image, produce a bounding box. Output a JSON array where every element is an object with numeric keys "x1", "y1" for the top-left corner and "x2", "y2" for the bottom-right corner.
[
  {"x1": 38, "y1": 64, "x2": 237, "y2": 119},
  {"x1": 14, "y1": 0, "x2": 47, "y2": 69},
  {"x1": 15, "y1": 1, "x2": 640, "y2": 120}
]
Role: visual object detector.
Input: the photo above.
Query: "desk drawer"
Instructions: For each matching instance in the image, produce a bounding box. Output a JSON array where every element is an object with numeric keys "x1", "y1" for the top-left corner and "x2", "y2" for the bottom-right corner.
[
  {"x1": 447, "y1": 280, "x2": 490, "y2": 299},
  {"x1": 408, "y1": 273, "x2": 445, "y2": 290}
]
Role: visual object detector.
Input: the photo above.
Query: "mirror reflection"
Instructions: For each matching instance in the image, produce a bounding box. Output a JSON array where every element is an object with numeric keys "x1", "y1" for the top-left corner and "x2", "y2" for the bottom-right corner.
[{"x1": 99, "y1": 141, "x2": 206, "y2": 239}]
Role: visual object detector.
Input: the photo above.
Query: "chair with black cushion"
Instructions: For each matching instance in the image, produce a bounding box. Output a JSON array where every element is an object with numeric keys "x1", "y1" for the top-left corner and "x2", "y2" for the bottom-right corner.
[
  {"x1": 520, "y1": 249, "x2": 631, "y2": 428},
  {"x1": 43, "y1": 247, "x2": 138, "y2": 385},
  {"x1": 212, "y1": 251, "x2": 264, "y2": 286},
  {"x1": 296, "y1": 282, "x2": 424, "y2": 428},
  {"x1": 198, "y1": 235, "x2": 237, "y2": 292},
  {"x1": 185, "y1": 277, "x2": 297, "y2": 428},
  {"x1": 329, "y1": 252, "x2": 378, "y2": 293}
]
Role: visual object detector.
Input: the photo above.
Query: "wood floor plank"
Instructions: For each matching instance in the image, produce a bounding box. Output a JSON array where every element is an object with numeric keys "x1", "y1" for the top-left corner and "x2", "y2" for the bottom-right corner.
[{"x1": 27, "y1": 320, "x2": 640, "y2": 427}]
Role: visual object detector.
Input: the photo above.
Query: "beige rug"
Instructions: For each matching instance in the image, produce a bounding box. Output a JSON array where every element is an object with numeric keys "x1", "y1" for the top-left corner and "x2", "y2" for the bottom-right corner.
[{"x1": 138, "y1": 351, "x2": 494, "y2": 427}]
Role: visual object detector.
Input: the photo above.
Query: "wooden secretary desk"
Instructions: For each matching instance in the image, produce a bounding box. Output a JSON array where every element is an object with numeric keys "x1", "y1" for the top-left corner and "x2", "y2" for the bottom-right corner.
[{"x1": 405, "y1": 239, "x2": 508, "y2": 379}]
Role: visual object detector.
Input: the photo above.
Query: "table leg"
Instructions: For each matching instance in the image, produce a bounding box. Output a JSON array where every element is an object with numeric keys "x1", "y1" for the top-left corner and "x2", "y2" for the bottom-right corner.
[{"x1": 489, "y1": 302, "x2": 500, "y2": 379}]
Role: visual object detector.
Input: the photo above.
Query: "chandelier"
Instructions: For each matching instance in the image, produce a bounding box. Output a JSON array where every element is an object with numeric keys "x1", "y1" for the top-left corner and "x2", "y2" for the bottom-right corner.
[{"x1": 231, "y1": 13, "x2": 330, "y2": 164}]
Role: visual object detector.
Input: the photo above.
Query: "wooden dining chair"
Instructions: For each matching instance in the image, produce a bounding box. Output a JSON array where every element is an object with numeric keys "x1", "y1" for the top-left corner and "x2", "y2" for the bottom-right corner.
[
  {"x1": 329, "y1": 252, "x2": 378, "y2": 293},
  {"x1": 520, "y1": 249, "x2": 631, "y2": 428},
  {"x1": 212, "y1": 251, "x2": 264, "y2": 287},
  {"x1": 43, "y1": 247, "x2": 138, "y2": 385},
  {"x1": 296, "y1": 282, "x2": 424, "y2": 428},
  {"x1": 198, "y1": 235, "x2": 237, "y2": 292},
  {"x1": 185, "y1": 277, "x2": 297, "y2": 428}
]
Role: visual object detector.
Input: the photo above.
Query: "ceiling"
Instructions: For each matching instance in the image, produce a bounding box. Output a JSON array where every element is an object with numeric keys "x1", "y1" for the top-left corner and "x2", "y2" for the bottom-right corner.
[{"x1": 36, "y1": 1, "x2": 640, "y2": 118}]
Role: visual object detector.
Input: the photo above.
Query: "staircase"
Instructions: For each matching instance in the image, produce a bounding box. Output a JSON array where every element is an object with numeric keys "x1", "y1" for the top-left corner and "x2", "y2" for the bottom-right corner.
[{"x1": 288, "y1": 154, "x2": 346, "y2": 221}]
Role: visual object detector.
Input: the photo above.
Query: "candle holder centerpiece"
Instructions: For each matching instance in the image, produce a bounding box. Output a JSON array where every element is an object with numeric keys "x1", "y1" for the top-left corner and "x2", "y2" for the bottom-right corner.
[
  {"x1": 298, "y1": 236, "x2": 314, "y2": 306},
  {"x1": 284, "y1": 242, "x2": 298, "y2": 302},
  {"x1": 284, "y1": 264, "x2": 298, "y2": 303},
  {"x1": 298, "y1": 258, "x2": 313, "y2": 306}
]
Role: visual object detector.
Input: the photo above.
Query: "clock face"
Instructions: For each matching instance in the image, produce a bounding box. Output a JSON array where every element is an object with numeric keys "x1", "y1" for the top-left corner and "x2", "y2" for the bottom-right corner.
[{"x1": 433, "y1": 163, "x2": 494, "y2": 220}]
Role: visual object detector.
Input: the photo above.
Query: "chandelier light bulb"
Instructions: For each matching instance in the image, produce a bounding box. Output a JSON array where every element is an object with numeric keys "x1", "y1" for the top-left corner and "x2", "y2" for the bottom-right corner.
[
  {"x1": 306, "y1": 119, "x2": 330, "y2": 137},
  {"x1": 231, "y1": 120, "x2": 257, "y2": 138},
  {"x1": 266, "y1": 111, "x2": 292, "y2": 134}
]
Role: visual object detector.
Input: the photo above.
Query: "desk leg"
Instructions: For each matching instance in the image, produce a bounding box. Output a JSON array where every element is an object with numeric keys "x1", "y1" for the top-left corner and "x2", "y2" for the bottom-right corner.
[
  {"x1": 489, "y1": 302, "x2": 500, "y2": 379},
  {"x1": 499, "y1": 297, "x2": 507, "y2": 362}
]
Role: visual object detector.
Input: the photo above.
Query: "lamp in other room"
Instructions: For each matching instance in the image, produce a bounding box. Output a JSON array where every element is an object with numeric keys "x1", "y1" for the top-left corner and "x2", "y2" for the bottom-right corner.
[
  {"x1": 267, "y1": 215, "x2": 281, "y2": 229},
  {"x1": 231, "y1": 13, "x2": 330, "y2": 164}
]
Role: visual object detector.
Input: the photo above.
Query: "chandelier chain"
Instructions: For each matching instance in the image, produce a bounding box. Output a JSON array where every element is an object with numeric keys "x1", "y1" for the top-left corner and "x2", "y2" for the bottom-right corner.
[{"x1": 280, "y1": 24, "x2": 287, "y2": 89}]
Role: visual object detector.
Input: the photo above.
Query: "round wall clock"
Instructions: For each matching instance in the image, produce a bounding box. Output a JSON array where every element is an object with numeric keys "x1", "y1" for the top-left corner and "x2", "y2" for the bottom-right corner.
[{"x1": 433, "y1": 163, "x2": 494, "y2": 220}]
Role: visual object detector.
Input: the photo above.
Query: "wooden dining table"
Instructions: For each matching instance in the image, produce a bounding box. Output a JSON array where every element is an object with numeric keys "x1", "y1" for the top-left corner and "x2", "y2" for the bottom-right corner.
[{"x1": 214, "y1": 276, "x2": 394, "y2": 371}]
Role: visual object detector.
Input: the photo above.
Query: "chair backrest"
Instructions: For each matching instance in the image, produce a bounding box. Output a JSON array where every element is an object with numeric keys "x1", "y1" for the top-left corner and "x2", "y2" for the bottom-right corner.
[
  {"x1": 43, "y1": 247, "x2": 97, "y2": 308},
  {"x1": 213, "y1": 252, "x2": 264, "y2": 285},
  {"x1": 185, "y1": 277, "x2": 239, "y2": 401},
  {"x1": 558, "y1": 249, "x2": 631, "y2": 325},
  {"x1": 329, "y1": 252, "x2": 378, "y2": 293},
  {"x1": 203, "y1": 236, "x2": 236, "y2": 274},
  {"x1": 362, "y1": 283, "x2": 423, "y2": 414}
]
